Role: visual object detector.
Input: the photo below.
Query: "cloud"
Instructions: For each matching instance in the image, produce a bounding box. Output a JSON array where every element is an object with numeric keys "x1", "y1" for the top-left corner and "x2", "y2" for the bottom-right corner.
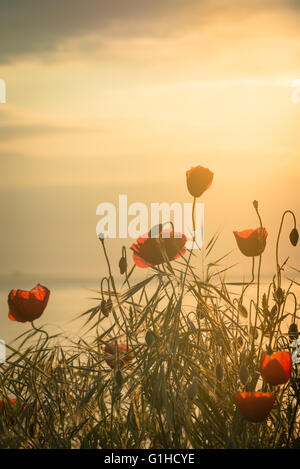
[
  {"x1": 0, "y1": 0, "x2": 187, "y2": 63},
  {"x1": 0, "y1": 123, "x2": 101, "y2": 140},
  {"x1": 0, "y1": 0, "x2": 299, "y2": 63}
]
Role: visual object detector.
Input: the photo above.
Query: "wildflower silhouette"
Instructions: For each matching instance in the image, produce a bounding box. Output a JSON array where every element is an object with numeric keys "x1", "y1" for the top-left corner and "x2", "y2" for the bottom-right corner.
[
  {"x1": 260, "y1": 351, "x2": 292, "y2": 386},
  {"x1": 103, "y1": 343, "x2": 133, "y2": 369},
  {"x1": 186, "y1": 165, "x2": 214, "y2": 198},
  {"x1": 8, "y1": 284, "x2": 50, "y2": 322},
  {"x1": 234, "y1": 392, "x2": 275, "y2": 423},
  {"x1": 130, "y1": 229, "x2": 187, "y2": 268},
  {"x1": 233, "y1": 228, "x2": 268, "y2": 257}
]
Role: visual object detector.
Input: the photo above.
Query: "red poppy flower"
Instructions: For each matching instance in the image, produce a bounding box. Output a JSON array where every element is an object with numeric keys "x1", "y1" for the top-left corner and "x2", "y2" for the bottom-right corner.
[
  {"x1": 0, "y1": 399, "x2": 28, "y2": 426},
  {"x1": 8, "y1": 284, "x2": 50, "y2": 323},
  {"x1": 0, "y1": 398, "x2": 16, "y2": 409},
  {"x1": 260, "y1": 351, "x2": 292, "y2": 386},
  {"x1": 234, "y1": 392, "x2": 275, "y2": 423},
  {"x1": 103, "y1": 343, "x2": 133, "y2": 369},
  {"x1": 186, "y1": 166, "x2": 214, "y2": 198},
  {"x1": 233, "y1": 228, "x2": 268, "y2": 257},
  {"x1": 130, "y1": 230, "x2": 187, "y2": 268}
]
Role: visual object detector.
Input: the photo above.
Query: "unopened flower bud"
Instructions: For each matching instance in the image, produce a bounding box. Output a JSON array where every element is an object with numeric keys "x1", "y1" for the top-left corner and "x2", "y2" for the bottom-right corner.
[
  {"x1": 290, "y1": 228, "x2": 299, "y2": 247},
  {"x1": 119, "y1": 256, "x2": 127, "y2": 275},
  {"x1": 288, "y1": 323, "x2": 298, "y2": 341}
]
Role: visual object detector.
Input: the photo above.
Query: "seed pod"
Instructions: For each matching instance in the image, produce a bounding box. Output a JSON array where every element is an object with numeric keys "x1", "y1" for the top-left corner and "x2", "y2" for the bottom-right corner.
[
  {"x1": 290, "y1": 228, "x2": 299, "y2": 247},
  {"x1": 216, "y1": 363, "x2": 223, "y2": 382},
  {"x1": 187, "y1": 380, "x2": 198, "y2": 401},
  {"x1": 238, "y1": 303, "x2": 248, "y2": 319},
  {"x1": 270, "y1": 305, "x2": 277, "y2": 317},
  {"x1": 239, "y1": 364, "x2": 249, "y2": 385},
  {"x1": 288, "y1": 323, "x2": 298, "y2": 341},
  {"x1": 119, "y1": 256, "x2": 127, "y2": 275}
]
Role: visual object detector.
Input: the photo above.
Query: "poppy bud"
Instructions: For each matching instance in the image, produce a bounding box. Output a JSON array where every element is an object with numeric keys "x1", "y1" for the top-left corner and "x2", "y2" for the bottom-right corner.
[
  {"x1": 187, "y1": 380, "x2": 198, "y2": 401},
  {"x1": 101, "y1": 299, "x2": 107, "y2": 314},
  {"x1": 101, "y1": 298, "x2": 112, "y2": 317},
  {"x1": 119, "y1": 256, "x2": 127, "y2": 275},
  {"x1": 239, "y1": 364, "x2": 249, "y2": 385},
  {"x1": 106, "y1": 298, "x2": 113, "y2": 314},
  {"x1": 216, "y1": 363, "x2": 223, "y2": 382},
  {"x1": 274, "y1": 287, "x2": 284, "y2": 305},
  {"x1": 289, "y1": 228, "x2": 299, "y2": 247},
  {"x1": 288, "y1": 323, "x2": 298, "y2": 341},
  {"x1": 253, "y1": 200, "x2": 258, "y2": 210}
]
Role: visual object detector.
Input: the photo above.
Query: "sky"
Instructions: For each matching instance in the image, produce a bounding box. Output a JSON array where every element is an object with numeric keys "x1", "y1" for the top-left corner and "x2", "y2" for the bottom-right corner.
[{"x1": 0, "y1": 0, "x2": 300, "y2": 282}]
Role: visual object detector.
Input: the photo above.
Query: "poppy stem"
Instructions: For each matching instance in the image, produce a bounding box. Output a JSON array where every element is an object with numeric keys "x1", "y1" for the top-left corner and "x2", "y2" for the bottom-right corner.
[
  {"x1": 30, "y1": 321, "x2": 49, "y2": 344},
  {"x1": 276, "y1": 210, "x2": 297, "y2": 289},
  {"x1": 252, "y1": 202, "x2": 264, "y2": 356}
]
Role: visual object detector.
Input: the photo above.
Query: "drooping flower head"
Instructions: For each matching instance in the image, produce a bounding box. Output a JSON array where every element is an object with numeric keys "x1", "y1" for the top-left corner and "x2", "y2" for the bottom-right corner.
[
  {"x1": 234, "y1": 392, "x2": 275, "y2": 422},
  {"x1": 103, "y1": 343, "x2": 133, "y2": 369},
  {"x1": 186, "y1": 165, "x2": 214, "y2": 198},
  {"x1": 8, "y1": 284, "x2": 50, "y2": 323},
  {"x1": 130, "y1": 229, "x2": 187, "y2": 268},
  {"x1": 260, "y1": 351, "x2": 292, "y2": 386},
  {"x1": 233, "y1": 228, "x2": 268, "y2": 257}
]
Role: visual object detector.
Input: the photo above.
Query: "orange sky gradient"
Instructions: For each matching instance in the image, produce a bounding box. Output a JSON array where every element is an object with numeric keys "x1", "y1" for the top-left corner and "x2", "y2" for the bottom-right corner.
[{"x1": 0, "y1": 0, "x2": 299, "y2": 281}]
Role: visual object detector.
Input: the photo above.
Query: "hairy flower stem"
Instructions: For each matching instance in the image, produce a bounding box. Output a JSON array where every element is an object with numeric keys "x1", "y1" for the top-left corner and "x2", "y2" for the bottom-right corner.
[
  {"x1": 276, "y1": 210, "x2": 297, "y2": 289},
  {"x1": 31, "y1": 321, "x2": 49, "y2": 346},
  {"x1": 251, "y1": 203, "x2": 263, "y2": 363}
]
